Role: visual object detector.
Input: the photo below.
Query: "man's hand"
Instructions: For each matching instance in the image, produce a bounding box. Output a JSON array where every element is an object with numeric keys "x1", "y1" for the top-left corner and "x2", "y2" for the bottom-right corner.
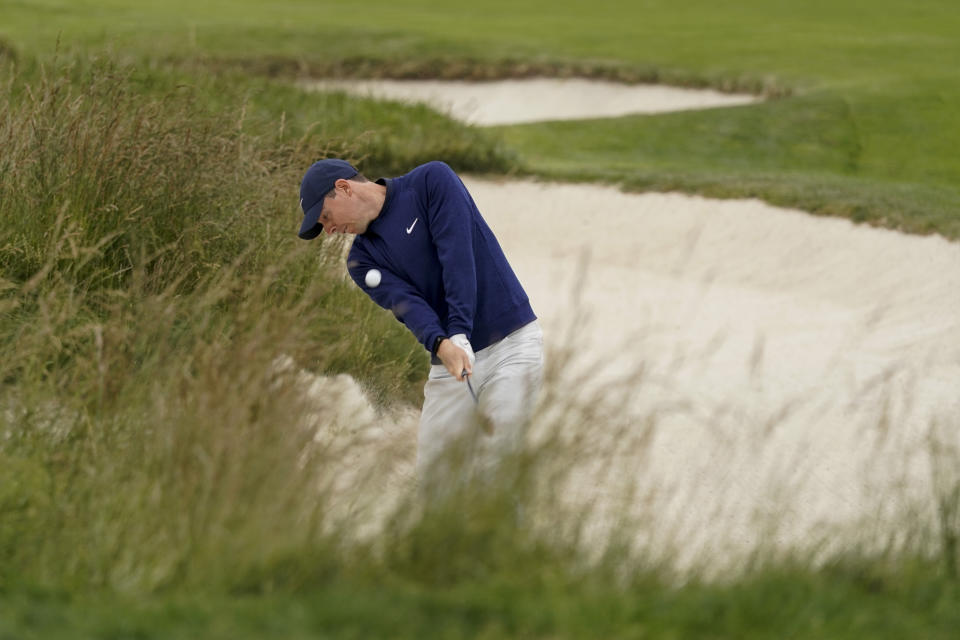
[
  {"x1": 449, "y1": 334, "x2": 475, "y2": 366},
  {"x1": 437, "y1": 337, "x2": 473, "y2": 381}
]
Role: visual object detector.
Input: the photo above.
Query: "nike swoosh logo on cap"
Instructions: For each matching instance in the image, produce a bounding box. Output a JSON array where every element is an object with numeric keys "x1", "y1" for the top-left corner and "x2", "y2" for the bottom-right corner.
[{"x1": 406, "y1": 218, "x2": 419, "y2": 234}]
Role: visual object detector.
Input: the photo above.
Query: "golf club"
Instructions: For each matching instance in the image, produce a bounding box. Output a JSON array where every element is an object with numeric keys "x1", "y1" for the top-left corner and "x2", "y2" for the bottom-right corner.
[{"x1": 462, "y1": 369, "x2": 478, "y2": 404}]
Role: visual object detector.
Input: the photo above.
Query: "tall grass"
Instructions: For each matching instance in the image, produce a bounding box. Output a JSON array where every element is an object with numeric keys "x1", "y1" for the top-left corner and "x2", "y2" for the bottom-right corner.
[{"x1": 0, "y1": 57, "x2": 398, "y2": 590}]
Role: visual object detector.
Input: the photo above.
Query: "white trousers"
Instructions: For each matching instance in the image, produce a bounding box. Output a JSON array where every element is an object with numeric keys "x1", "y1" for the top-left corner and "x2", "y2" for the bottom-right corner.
[{"x1": 417, "y1": 321, "x2": 544, "y2": 493}]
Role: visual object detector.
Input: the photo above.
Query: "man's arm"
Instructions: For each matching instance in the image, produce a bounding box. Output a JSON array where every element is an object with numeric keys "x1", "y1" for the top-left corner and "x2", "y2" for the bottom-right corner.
[
  {"x1": 422, "y1": 162, "x2": 478, "y2": 341},
  {"x1": 347, "y1": 250, "x2": 446, "y2": 354},
  {"x1": 348, "y1": 244, "x2": 473, "y2": 381}
]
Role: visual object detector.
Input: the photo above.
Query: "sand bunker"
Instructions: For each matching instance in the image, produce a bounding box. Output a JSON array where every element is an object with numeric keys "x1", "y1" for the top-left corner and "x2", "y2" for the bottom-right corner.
[
  {"x1": 303, "y1": 78, "x2": 758, "y2": 125},
  {"x1": 296, "y1": 76, "x2": 956, "y2": 570},
  {"x1": 302, "y1": 178, "x2": 960, "y2": 572},
  {"x1": 467, "y1": 178, "x2": 960, "y2": 569}
]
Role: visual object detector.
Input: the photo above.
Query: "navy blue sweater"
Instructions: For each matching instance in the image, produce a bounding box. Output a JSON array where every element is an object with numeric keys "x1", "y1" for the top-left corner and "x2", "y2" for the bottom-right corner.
[{"x1": 346, "y1": 162, "x2": 535, "y2": 360}]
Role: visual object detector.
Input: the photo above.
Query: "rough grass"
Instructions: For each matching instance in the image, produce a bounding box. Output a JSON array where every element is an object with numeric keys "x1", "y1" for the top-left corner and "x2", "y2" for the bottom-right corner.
[
  {"x1": 0, "y1": 54, "x2": 520, "y2": 402},
  {"x1": 0, "y1": 53, "x2": 523, "y2": 582}
]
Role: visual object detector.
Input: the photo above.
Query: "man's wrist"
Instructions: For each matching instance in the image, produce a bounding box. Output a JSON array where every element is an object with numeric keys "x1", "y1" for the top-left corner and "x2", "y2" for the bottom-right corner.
[{"x1": 431, "y1": 335, "x2": 447, "y2": 357}]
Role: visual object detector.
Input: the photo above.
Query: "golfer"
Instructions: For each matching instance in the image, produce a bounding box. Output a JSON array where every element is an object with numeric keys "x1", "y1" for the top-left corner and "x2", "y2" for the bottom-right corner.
[{"x1": 298, "y1": 159, "x2": 543, "y2": 491}]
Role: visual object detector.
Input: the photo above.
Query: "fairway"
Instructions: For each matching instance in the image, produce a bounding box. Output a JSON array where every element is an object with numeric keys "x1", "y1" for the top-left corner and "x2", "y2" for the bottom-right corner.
[{"x1": 5, "y1": 0, "x2": 957, "y2": 235}]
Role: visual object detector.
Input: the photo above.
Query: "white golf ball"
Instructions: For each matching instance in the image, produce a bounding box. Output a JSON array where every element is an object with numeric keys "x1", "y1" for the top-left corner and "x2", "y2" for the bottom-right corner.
[{"x1": 364, "y1": 268, "x2": 382, "y2": 288}]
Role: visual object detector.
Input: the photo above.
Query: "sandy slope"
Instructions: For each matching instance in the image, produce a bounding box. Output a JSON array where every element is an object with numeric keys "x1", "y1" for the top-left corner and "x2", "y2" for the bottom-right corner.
[{"x1": 465, "y1": 177, "x2": 960, "y2": 569}]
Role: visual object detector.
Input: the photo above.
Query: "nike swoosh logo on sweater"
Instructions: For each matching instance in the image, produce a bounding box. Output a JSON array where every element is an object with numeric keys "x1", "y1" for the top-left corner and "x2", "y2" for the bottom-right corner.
[{"x1": 406, "y1": 218, "x2": 419, "y2": 234}]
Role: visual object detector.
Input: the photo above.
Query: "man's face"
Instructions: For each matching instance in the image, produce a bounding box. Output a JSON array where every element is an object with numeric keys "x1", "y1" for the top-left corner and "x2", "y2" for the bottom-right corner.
[{"x1": 318, "y1": 179, "x2": 368, "y2": 235}]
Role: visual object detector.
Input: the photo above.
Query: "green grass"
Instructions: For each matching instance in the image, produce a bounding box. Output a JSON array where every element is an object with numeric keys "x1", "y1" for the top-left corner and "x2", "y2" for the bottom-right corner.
[
  {"x1": 495, "y1": 93, "x2": 960, "y2": 236},
  {"x1": 2, "y1": 0, "x2": 959, "y2": 237},
  {"x1": 2, "y1": 2, "x2": 960, "y2": 637},
  {"x1": 4, "y1": 1, "x2": 958, "y2": 88}
]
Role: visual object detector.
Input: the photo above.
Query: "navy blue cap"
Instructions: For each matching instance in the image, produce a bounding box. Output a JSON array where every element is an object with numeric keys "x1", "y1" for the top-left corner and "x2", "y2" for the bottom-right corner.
[{"x1": 298, "y1": 159, "x2": 359, "y2": 239}]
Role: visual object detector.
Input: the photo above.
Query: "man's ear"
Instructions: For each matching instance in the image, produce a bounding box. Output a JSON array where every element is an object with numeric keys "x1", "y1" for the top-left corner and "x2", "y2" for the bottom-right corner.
[{"x1": 334, "y1": 178, "x2": 352, "y2": 195}]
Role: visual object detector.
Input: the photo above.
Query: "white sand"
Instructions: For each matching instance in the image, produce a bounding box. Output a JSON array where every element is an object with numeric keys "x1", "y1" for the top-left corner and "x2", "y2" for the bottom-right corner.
[
  {"x1": 302, "y1": 78, "x2": 758, "y2": 125},
  {"x1": 466, "y1": 178, "x2": 960, "y2": 571}
]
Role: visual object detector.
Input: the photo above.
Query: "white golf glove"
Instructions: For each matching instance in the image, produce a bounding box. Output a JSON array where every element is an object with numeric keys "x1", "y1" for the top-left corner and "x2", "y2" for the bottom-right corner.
[{"x1": 449, "y1": 333, "x2": 476, "y2": 368}]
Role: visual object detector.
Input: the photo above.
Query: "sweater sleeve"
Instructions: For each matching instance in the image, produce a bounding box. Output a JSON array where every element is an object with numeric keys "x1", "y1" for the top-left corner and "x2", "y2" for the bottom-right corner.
[
  {"x1": 422, "y1": 162, "x2": 477, "y2": 339},
  {"x1": 347, "y1": 244, "x2": 447, "y2": 353}
]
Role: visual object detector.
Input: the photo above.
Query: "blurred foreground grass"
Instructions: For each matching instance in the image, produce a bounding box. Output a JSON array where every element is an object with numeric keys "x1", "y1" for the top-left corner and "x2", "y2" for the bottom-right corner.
[
  {"x1": 3, "y1": 564, "x2": 959, "y2": 639},
  {"x1": 1, "y1": 57, "x2": 959, "y2": 638}
]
